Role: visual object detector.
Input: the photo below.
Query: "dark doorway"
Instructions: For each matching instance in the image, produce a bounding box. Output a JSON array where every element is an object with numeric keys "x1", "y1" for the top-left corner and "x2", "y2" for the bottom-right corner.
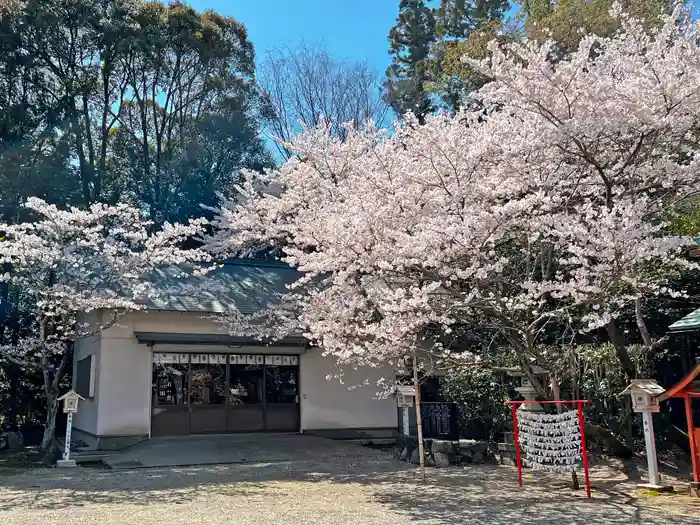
[
  {"x1": 227, "y1": 361, "x2": 265, "y2": 432},
  {"x1": 265, "y1": 365, "x2": 300, "y2": 431},
  {"x1": 189, "y1": 354, "x2": 227, "y2": 434},
  {"x1": 151, "y1": 352, "x2": 299, "y2": 437}
]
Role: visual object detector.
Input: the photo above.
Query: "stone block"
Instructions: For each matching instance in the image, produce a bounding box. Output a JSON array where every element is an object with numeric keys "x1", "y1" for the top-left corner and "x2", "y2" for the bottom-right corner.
[
  {"x1": 400, "y1": 447, "x2": 410, "y2": 462},
  {"x1": 425, "y1": 454, "x2": 436, "y2": 468},
  {"x1": 434, "y1": 451, "x2": 451, "y2": 468},
  {"x1": 432, "y1": 439, "x2": 458, "y2": 455},
  {"x1": 472, "y1": 451, "x2": 485, "y2": 464},
  {"x1": 689, "y1": 482, "x2": 700, "y2": 498},
  {"x1": 410, "y1": 448, "x2": 421, "y2": 465}
]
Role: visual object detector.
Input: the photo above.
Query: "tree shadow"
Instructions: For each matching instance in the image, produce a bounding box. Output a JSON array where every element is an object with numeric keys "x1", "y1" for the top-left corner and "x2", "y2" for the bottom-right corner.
[{"x1": 0, "y1": 459, "x2": 695, "y2": 524}]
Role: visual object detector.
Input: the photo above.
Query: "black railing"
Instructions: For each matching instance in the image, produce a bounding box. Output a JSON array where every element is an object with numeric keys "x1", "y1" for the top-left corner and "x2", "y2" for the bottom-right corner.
[{"x1": 420, "y1": 402, "x2": 459, "y2": 440}]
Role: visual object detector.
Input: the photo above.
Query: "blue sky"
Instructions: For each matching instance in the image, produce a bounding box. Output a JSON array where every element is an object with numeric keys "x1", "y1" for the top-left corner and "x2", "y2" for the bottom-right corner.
[{"x1": 187, "y1": 0, "x2": 401, "y2": 75}]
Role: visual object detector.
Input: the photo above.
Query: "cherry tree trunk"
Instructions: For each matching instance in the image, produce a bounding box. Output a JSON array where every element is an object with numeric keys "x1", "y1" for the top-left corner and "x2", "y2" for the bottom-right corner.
[
  {"x1": 412, "y1": 353, "x2": 425, "y2": 482},
  {"x1": 40, "y1": 392, "x2": 59, "y2": 463}
]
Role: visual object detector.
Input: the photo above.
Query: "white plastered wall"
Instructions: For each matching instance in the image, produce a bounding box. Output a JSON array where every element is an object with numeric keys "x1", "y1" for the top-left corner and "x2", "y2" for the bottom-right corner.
[
  {"x1": 71, "y1": 310, "x2": 102, "y2": 435},
  {"x1": 299, "y1": 347, "x2": 398, "y2": 431}
]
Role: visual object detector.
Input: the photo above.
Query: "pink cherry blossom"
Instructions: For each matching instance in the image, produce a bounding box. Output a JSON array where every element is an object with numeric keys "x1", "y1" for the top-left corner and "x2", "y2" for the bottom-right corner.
[
  {"x1": 0, "y1": 198, "x2": 209, "y2": 451},
  {"x1": 209, "y1": 8, "x2": 700, "y2": 389}
]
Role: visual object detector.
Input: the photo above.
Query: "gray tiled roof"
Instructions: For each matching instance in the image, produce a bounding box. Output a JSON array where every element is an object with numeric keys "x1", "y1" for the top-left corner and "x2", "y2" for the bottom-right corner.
[{"x1": 139, "y1": 259, "x2": 301, "y2": 314}]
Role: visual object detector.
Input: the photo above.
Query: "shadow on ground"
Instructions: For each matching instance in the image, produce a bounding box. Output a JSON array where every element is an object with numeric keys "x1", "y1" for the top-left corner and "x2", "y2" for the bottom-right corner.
[{"x1": 0, "y1": 445, "x2": 697, "y2": 524}]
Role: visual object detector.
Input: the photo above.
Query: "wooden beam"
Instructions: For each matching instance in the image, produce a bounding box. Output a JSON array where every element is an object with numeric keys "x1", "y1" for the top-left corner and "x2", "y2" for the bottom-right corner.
[
  {"x1": 684, "y1": 393, "x2": 699, "y2": 483},
  {"x1": 657, "y1": 364, "x2": 700, "y2": 402}
]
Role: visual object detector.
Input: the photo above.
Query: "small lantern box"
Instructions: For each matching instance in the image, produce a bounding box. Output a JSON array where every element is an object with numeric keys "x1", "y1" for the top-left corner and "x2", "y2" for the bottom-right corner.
[
  {"x1": 58, "y1": 390, "x2": 85, "y2": 413},
  {"x1": 396, "y1": 385, "x2": 415, "y2": 408},
  {"x1": 620, "y1": 380, "x2": 665, "y2": 413}
]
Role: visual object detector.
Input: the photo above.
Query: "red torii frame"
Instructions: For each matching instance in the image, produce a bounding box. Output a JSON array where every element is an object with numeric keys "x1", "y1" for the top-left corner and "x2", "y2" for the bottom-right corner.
[
  {"x1": 657, "y1": 363, "x2": 700, "y2": 483},
  {"x1": 506, "y1": 400, "x2": 592, "y2": 498}
]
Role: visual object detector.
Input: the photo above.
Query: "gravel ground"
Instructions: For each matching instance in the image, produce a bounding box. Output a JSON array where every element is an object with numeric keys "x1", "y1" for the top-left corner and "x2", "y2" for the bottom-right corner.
[{"x1": 1, "y1": 458, "x2": 698, "y2": 525}]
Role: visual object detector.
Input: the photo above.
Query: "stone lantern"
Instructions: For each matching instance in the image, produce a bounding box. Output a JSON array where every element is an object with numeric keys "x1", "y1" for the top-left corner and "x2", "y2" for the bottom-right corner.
[
  {"x1": 396, "y1": 385, "x2": 415, "y2": 436},
  {"x1": 495, "y1": 366, "x2": 549, "y2": 464},
  {"x1": 496, "y1": 366, "x2": 550, "y2": 412}
]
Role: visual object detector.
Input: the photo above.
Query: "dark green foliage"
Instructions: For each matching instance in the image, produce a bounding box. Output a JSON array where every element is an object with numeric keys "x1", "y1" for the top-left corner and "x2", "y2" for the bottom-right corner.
[
  {"x1": 0, "y1": 0, "x2": 271, "y2": 224},
  {"x1": 440, "y1": 368, "x2": 516, "y2": 441},
  {"x1": 0, "y1": 283, "x2": 68, "y2": 445},
  {"x1": 386, "y1": 0, "x2": 512, "y2": 116},
  {"x1": 386, "y1": 0, "x2": 436, "y2": 122},
  {"x1": 436, "y1": 0, "x2": 510, "y2": 38}
]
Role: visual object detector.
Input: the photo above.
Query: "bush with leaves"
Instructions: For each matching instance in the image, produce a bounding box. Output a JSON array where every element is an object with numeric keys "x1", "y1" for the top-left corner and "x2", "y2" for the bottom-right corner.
[{"x1": 438, "y1": 368, "x2": 516, "y2": 442}]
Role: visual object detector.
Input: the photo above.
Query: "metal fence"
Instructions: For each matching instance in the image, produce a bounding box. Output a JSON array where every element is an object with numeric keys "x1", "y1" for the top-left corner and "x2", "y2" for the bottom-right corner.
[
  {"x1": 399, "y1": 401, "x2": 459, "y2": 440},
  {"x1": 421, "y1": 402, "x2": 459, "y2": 440}
]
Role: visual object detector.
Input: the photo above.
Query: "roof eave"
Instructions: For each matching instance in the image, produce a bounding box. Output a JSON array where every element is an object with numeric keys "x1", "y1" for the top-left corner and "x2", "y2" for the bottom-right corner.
[{"x1": 134, "y1": 331, "x2": 308, "y2": 348}]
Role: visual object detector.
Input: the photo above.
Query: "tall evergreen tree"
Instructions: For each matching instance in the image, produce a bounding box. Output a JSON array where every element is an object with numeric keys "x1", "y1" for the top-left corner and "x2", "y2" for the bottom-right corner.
[
  {"x1": 427, "y1": 0, "x2": 510, "y2": 111},
  {"x1": 436, "y1": 0, "x2": 509, "y2": 38},
  {"x1": 386, "y1": 0, "x2": 511, "y2": 116},
  {"x1": 385, "y1": 0, "x2": 436, "y2": 123}
]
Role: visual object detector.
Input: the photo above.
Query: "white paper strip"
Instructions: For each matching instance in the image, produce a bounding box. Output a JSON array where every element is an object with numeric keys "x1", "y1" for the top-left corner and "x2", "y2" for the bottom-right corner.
[{"x1": 517, "y1": 407, "x2": 582, "y2": 473}]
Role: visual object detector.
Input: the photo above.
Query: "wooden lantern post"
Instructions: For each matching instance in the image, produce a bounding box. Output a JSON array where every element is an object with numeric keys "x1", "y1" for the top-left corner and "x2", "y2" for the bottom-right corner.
[
  {"x1": 396, "y1": 385, "x2": 415, "y2": 437},
  {"x1": 620, "y1": 380, "x2": 669, "y2": 490},
  {"x1": 56, "y1": 390, "x2": 85, "y2": 468}
]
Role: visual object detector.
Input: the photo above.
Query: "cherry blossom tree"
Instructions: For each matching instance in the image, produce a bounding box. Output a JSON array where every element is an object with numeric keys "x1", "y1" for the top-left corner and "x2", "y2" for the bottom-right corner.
[
  {"x1": 209, "y1": 7, "x2": 700, "y2": 459},
  {"x1": 0, "y1": 198, "x2": 208, "y2": 458}
]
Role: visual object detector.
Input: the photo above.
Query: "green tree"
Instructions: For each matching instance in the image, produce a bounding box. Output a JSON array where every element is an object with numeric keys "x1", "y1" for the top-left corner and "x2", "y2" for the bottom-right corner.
[
  {"x1": 387, "y1": 0, "x2": 511, "y2": 114},
  {"x1": 0, "y1": 0, "x2": 79, "y2": 221},
  {"x1": 436, "y1": 0, "x2": 509, "y2": 37},
  {"x1": 423, "y1": 0, "x2": 669, "y2": 111},
  {"x1": 523, "y1": 0, "x2": 670, "y2": 53},
  {"x1": 0, "y1": 0, "x2": 270, "y2": 224},
  {"x1": 426, "y1": 18, "x2": 509, "y2": 110},
  {"x1": 108, "y1": 1, "x2": 271, "y2": 223},
  {"x1": 386, "y1": 0, "x2": 437, "y2": 123}
]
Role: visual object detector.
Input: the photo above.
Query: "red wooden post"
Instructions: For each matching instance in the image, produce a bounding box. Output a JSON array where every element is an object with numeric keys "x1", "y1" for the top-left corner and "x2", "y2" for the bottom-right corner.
[
  {"x1": 684, "y1": 393, "x2": 699, "y2": 483},
  {"x1": 512, "y1": 403, "x2": 523, "y2": 487},
  {"x1": 578, "y1": 401, "x2": 591, "y2": 498}
]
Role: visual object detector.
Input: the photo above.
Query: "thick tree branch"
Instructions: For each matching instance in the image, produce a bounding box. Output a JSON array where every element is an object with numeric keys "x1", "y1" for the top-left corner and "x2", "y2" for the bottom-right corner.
[{"x1": 606, "y1": 320, "x2": 636, "y2": 380}]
